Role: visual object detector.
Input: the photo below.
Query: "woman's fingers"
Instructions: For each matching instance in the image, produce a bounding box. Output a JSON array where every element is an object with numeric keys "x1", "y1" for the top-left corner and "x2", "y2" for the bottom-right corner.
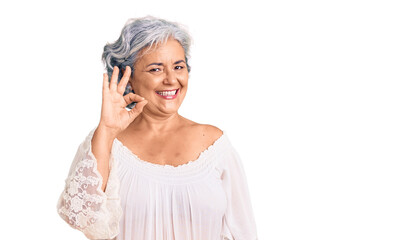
[
  {"x1": 109, "y1": 66, "x2": 119, "y2": 91},
  {"x1": 117, "y1": 66, "x2": 132, "y2": 94},
  {"x1": 124, "y1": 93, "x2": 146, "y2": 105},
  {"x1": 129, "y1": 100, "x2": 148, "y2": 119},
  {"x1": 103, "y1": 73, "x2": 109, "y2": 92}
]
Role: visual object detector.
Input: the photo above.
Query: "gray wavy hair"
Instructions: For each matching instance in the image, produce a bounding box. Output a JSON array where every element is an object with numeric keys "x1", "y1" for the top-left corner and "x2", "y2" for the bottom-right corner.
[{"x1": 102, "y1": 16, "x2": 192, "y2": 103}]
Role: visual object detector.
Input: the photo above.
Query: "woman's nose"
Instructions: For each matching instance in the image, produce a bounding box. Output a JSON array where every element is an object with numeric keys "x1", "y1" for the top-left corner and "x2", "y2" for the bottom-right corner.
[{"x1": 163, "y1": 68, "x2": 177, "y2": 84}]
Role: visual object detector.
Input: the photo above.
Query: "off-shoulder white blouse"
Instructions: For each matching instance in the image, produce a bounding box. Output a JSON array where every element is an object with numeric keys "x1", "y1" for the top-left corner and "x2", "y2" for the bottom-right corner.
[{"x1": 57, "y1": 128, "x2": 257, "y2": 240}]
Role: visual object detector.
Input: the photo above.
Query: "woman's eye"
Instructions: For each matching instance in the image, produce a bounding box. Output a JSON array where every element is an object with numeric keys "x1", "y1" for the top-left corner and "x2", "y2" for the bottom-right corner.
[
  {"x1": 149, "y1": 68, "x2": 161, "y2": 72},
  {"x1": 175, "y1": 66, "x2": 184, "y2": 70}
]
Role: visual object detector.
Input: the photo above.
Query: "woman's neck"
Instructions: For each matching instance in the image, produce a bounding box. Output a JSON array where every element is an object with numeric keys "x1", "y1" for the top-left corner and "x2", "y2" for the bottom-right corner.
[{"x1": 129, "y1": 110, "x2": 184, "y2": 135}]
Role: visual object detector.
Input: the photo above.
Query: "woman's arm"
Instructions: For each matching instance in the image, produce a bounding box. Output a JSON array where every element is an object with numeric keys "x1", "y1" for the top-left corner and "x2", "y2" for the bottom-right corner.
[
  {"x1": 219, "y1": 139, "x2": 258, "y2": 240},
  {"x1": 91, "y1": 125, "x2": 116, "y2": 192},
  {"x1": 57, "y1": 128, "x2": 122, "y2": 239},
  {"x1": 57, "y1": 66, "x2": 147, "y2": 239},
  {"x1": 93, "y1": 66, "x2": 147, "y2": 191}
]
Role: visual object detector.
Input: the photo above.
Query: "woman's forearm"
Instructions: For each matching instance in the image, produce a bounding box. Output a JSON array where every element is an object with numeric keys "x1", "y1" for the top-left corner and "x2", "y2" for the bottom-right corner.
[{"x1": 91, "y1": 125, "x2": 117, "y2": 192}]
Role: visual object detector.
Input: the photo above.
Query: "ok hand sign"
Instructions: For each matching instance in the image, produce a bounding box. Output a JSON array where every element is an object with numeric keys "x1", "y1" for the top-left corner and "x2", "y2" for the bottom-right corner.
[{"x1": 99, "y1": 66, "x2": 148, "y2": 137}]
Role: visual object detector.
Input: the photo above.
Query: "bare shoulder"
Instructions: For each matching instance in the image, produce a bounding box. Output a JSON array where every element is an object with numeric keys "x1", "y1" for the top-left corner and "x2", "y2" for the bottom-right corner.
[
  {"x1": 192, "y1": 124, "x2": 224, "y2": 149},
  {"x1": 178, "y1": 116, "x2": 223, "y2": 147},
  {"x1": 200, "y1": 124, "x2": 224, "y2": 140},
  {"x1": 179, "y1": 117, "x2": 223, "y2": 139}
]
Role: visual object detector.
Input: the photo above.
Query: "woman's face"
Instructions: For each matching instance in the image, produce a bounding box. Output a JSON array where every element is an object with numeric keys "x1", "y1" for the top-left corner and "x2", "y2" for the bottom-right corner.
[{"x1": 130, "y1": 38, "x2": 189, "y2": 116}]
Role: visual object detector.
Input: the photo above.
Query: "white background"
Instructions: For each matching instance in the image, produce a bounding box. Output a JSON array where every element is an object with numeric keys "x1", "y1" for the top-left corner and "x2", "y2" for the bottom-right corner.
[{"x1": 0, "y1": 0, "x2": 408, "y2": 239}]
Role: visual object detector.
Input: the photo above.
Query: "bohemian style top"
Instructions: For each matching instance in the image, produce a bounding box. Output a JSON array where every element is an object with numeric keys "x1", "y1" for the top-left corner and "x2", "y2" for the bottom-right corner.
[{"x1": 57, "y1": 128, "x2": 257, "y2": 240}]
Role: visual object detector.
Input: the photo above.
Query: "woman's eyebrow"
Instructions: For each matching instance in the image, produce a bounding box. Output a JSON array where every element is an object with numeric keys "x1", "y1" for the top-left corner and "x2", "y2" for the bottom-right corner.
[
  {"x1": 174, "y1": 60, "x2": 186, "y2": 64},
  {"x1": 146, "y1": 60, "x2": 185, "y2": 67},
  {"x1": 146, "y1": 62, "x2": 163, "y2": 67}
]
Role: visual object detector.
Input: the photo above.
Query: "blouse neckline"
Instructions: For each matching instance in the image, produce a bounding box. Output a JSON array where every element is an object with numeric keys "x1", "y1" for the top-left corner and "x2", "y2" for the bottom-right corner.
[{"x1": 112, "y1": 131, "x2": 229, "y2": 182}]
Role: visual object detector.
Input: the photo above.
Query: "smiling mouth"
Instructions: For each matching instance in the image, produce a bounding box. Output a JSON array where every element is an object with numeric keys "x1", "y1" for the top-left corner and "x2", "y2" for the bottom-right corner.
[{"x1": 155, "y1": 88, "x2": 179, "y2": 99}]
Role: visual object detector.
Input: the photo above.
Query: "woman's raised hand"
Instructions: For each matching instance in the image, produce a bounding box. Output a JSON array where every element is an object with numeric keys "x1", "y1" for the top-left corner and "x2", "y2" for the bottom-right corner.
[{"x1": 98, "y1": 66, "x2": 148, "y2": 137}]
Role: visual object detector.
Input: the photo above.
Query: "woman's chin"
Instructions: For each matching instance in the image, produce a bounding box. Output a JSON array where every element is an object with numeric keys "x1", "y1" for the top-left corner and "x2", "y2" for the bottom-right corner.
[
  {"x1": 149, "y1": 102, "x2": 181, "y2": 115},
  {"x1": 162, "y1": 105, "x2": 181, "y2": 114}
]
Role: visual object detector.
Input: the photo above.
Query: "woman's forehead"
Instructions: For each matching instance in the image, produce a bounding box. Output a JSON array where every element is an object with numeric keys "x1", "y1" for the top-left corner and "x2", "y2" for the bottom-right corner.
[{"x1": 136, "y1": 39, "x2": 186, "y2": 65}]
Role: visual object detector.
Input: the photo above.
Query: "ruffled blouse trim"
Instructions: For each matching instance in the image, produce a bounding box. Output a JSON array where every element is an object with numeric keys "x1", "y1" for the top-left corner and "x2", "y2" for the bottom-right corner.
[{"x1": 112, "y1": 131, "x2": 230, "y2": 182}]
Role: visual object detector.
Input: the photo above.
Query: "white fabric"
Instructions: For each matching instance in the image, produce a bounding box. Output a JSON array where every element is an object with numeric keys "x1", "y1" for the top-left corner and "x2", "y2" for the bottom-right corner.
[{"x1": 57, "y1": 128, "x2": 257, "y2": 240}]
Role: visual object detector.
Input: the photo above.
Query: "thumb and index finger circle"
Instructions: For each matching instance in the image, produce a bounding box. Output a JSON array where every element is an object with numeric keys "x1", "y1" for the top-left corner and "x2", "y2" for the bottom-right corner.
[
  {"x1": 124, "y1": 93, "x2": 146, "y2": 105},
  {"x1": 128, "y1": 100, "x2": 148, "y2": 119}
]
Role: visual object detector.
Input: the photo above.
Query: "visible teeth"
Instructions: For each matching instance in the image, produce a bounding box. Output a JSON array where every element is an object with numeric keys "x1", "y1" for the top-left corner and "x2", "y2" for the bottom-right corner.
[{"x1": 157, "y1": 90, "x2": 177, "y2": 96}]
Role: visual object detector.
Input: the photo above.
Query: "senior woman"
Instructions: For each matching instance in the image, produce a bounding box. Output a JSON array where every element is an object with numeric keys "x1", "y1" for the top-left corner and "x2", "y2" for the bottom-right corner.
[{"x1": 57, "y1": 16, "x2": 257, "y2": 240}]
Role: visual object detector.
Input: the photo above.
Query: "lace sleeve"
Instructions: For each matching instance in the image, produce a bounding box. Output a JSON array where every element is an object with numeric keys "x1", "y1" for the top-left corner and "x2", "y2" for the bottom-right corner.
[{"x1": 57, "y1": 128, "x2": 122, "y2": 240}]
